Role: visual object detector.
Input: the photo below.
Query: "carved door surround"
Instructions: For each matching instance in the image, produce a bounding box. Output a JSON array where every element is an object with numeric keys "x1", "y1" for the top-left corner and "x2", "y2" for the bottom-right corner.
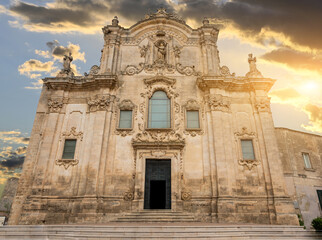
[{"x1": 131, "y1": 148, "x2": 185, "y2": 211}]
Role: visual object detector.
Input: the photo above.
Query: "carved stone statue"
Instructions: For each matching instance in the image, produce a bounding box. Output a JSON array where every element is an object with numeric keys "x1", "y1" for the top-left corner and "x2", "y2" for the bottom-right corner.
[
  {"x1": 57, "y1": 52, "x2": 74, "y2": 77},
  {"x1": 63, "y1": 52, "x2": 73, "y2": 71},
  {"x1": 246, "y1": 53, "x2": 263, "y2": 78},
  {"x1": 156, "y1": 41, "x2": 167, "y2": 62}
]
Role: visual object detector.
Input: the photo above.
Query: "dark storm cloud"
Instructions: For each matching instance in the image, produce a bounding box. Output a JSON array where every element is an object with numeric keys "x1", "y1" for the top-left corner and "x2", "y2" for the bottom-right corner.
[
  {"x1": 0, "y1": 155, "x2": 25, "y2": 170},
  {"x1": 10, "y1": 2, "x2": 94, "y2": 26},
  {"x1": 179, "y1": 0, "x2": 322, "y2": 50},
  {"x1": 109, "y1": 0, "x2": 174, "y2": 21},
  {"x1": 262, "y1": 48, "x2": 322, "y2": 74},
  {"x1": 6, "y1": 0, "x2": 322, "y2": 51}
]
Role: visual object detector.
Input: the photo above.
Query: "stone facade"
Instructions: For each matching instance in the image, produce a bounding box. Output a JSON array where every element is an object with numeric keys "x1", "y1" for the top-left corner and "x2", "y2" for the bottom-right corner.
[
  {"x1": 0, "y1": 178, "x2": 19, "y2": 218},
  {"x1": 275, "y1": 128, "x2": 322, "y2": 229},
  {"x1": 9, "y1": 9, "x2": 298, "y2": 225}
]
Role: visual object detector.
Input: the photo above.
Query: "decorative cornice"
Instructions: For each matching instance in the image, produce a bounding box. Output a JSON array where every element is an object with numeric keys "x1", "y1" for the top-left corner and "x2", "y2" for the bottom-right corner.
[
  {"x1": 119, "y1": 99, "x2": 136, "y2": 110},
  {"x1": 43, "y1": 74, "x2": 118, "y2": 91},
  {"x1": 184, "y1": 99, "x2": 200, "y2": 110},
  {"x1": 56, "y1": 159, "x2": 79, "y2": 170},
  {"x1": 197, "y1": 76, "x2": 275, "y2": 92}
]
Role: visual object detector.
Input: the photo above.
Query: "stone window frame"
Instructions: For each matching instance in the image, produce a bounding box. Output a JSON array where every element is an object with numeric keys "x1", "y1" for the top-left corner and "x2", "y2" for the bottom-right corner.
[
  {"x1": 144, "y1": 87, "x2": 175, "y2": 131},
  {"x1": 183, "y1": 99, "x2": 202, "y2": 131},
  {"x1": 301, "y1": 152, "x2": 315, "y2": 171},
  {"x1": 55, "y1": 127, "x2": 83, "y2": 169},
  {"x1": 116, "y1": 99, "x2": 137, "y2": 131},
  {"x1": 234, "y1": 127, "x2": 260, "y2": 170}
]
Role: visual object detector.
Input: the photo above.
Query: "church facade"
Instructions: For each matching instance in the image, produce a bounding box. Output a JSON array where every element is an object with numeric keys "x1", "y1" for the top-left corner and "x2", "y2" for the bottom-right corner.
[{"x1": 9, "y1": 9, "x2": 300, "y2": 225}]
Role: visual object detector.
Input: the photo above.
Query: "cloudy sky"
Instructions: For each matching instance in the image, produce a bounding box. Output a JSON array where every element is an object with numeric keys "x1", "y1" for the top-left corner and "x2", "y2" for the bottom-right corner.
[{"x1": 0, "y1": 0, "x2": 321, "y2": 196}]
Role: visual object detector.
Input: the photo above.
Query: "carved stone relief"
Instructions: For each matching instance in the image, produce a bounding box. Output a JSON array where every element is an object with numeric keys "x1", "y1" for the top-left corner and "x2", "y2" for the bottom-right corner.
[
  {"x1": 181, "y1": 191, "x2": 192, "y2": 201},
  {"x1": 205, "y1": 94, "x2": 231, "y2": 112},
  {"x1": 219, "y1": 65, "x2": 235, "y2": 77},
  {"x1": 122, "y1": 29, "x2": 200, "y2": 76},
  {"x1": 48, "y1": 98, "x2": 64, "y2": 113},
  {"x1": 255, "y1": 97, "x2": 271, "y2": 112},
  {"x1": 87, "y1": 94, "x2": 116, "y2": 112}
]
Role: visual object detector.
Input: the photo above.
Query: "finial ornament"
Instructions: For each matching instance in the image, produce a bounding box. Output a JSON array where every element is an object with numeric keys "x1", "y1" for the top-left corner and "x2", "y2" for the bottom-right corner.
[
  {"x1": 112, "y1": 16, "x2": 119, "y2": 26},
  {"x1": 246, "y1": 53, "x2": 263, "y2": 78}
]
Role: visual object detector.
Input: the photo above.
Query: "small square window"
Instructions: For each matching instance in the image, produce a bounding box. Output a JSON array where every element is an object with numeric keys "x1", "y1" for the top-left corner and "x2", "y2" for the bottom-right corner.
[
  {"x1": 187, "y1": 110, "x2": 200, "y2": 129},
  {"x1": 302, "y1": 152, "x2": 312, "y2": 169},
  {"x1": 241, "y1": 140, "x2": 255, "y2": 160},
  {"x1": 119, "y1": 110, "x2": 132, "y2": 129},
  {"x1": 62, "y1": 139, "x2": 76, "y2": 159}
]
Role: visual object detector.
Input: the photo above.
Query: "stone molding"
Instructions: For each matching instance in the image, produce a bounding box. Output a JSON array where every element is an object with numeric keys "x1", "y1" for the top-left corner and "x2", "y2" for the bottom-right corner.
[
  {"x1": 87, "y1": 94, "x2": 116, "y2": 112},
  {"x1": 197, "y1": 76, "x2": 275, "y2": 92},
  {"x1": 43, "y1": 74, "x2": 118, "y2": 91},
  {"x1": 205, "y1": 94, "x2": 231, "y2": 112}
]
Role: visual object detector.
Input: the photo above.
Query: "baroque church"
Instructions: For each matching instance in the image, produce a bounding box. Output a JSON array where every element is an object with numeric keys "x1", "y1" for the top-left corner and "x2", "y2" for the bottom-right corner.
[{"x1": 9, "y1": 9, "x2": 321, "y2": 226}]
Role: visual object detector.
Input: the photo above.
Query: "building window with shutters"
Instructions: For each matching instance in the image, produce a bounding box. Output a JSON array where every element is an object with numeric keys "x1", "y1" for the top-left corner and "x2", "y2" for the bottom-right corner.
[
  {"x1": 148, "y1": 91, "x2": 171, "y2": 129},
  {"x1": 62, "y1": 139, "x2": 77, "y2": 159},
  {"x1": 241, "y1": 139, "x2": 255, "y2": 160},
  {"x1": 302, "y1": 152, "x2": 312, "y2": 169}
]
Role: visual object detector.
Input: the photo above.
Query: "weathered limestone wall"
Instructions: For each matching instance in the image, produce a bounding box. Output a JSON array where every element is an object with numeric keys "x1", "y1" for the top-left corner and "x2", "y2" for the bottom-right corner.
[{"x1": 275, "y1": 128, "x2": 322, "y2": 229}]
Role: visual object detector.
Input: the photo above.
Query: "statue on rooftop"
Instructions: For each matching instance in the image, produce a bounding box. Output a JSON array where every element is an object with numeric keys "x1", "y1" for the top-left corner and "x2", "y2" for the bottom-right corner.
[
  {"x1": 246, "y1": 53, "x2": 263, "y2": 78},
  {"x1": 57, "y1": 52, "x2": 74, "y2": 77}
]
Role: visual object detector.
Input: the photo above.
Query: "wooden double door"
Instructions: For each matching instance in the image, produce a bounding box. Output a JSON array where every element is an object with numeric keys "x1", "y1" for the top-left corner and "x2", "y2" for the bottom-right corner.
[{"x1": 144, "y1": 159, "x2": 171, "y2": 209}]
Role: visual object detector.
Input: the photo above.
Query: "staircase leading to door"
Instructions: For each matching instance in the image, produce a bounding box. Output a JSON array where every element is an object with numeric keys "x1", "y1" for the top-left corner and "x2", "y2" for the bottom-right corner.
[
  {"x1": 113, "y1": 210, "x2": 197, "y2": 222},
  {"x1": 1, "y1": 223, "x2": 322, "y2": 239}
]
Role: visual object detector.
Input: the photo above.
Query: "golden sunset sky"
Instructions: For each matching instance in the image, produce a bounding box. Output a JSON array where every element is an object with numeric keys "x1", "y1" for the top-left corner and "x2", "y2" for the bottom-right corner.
[{"x1": 0, "y1": 0, "x2": 321, "y2": 195}]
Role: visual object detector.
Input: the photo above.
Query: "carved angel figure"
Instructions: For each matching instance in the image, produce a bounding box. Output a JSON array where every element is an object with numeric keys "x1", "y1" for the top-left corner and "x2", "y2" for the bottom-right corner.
[{"x1": 248, "y1": 54, "x2": 257, "y2": 72}]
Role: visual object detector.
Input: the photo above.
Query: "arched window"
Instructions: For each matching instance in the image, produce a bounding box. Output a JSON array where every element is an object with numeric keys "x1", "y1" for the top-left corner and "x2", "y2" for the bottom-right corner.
[{"x1": 148, "y1": 91, "x2": 170, "y2": 128}]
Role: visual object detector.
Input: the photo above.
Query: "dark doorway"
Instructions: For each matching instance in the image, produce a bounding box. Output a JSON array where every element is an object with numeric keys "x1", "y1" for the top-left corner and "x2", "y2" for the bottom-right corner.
[
  {"x1": 144, "y1": 159, "x2": 171, "y2": 209},
  {"x1": 150, "y1": 180, "x2": 166, "y2": 209}
]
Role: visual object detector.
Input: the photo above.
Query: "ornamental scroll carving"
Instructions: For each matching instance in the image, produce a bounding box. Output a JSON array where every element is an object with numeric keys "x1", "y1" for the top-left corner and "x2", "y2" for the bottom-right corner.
[
  {"x1": 255, "y1": 97, "x2": 271, "y2": 112},
  {"x1": 234, "y1": 127, "x2": 260, "y2": 170},
  {"x1": 132, "y1": 130, "x2": 185, "y2": 145},
  {"x1": 48, "y1": 98, "x2": 64, "y2": 113},
  {"x1": 205, "y1": 94, "x2": 231, "y2": 112},
  {"x1": 87, "y1": 94, "x2": 115, "y2": 112}
]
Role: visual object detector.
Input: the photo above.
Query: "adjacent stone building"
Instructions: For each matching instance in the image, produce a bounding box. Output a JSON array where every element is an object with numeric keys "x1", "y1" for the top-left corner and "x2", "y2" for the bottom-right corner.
[
  {"x1": 0, "y1": 177, "x2": 19, "y2": 218},
  {"x1": 275, "y1": 128, "x2": 322, "y2": 229},
  {"x1": 9, "y1": 9, "x2": 303, "y2": 225}
]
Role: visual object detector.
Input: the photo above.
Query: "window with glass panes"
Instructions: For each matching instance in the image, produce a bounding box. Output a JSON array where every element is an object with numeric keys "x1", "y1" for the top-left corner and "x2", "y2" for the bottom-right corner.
[
  {"x1": 119, "y1": 110, "x2": 132, "y2": 128},
  {"x1": 148, "y1": 91, "x2": 170, "y2": 128},
  {"x1": 302, "y1": 152, "x2": 312, "y2": 169},
  {"x1": 62, "y1": 139, "x2": 77, "y2": 159},
  {"x1": 241, "y1": 139, "x2": 255, "y2": 160},
  {"x1": 186, "y1": 110, "x2": 200, "y2": 129}
]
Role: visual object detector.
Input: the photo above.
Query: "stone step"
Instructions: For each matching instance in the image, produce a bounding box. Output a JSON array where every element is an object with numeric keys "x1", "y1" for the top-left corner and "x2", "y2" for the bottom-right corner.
[{"x1": 1, "y1": 224, "x2": 322, "y2": 240}]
